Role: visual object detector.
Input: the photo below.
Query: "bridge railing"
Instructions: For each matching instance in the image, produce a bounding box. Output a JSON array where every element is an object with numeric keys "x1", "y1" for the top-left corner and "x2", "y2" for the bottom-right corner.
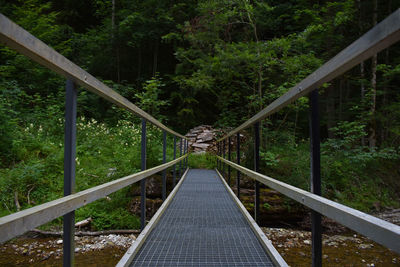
[
  {"x1": 216, "y1": 9, "x2": 400, "y2": 266},
  {"x1": 0, "y1": 13, "x2": 189, "y2": 266}
]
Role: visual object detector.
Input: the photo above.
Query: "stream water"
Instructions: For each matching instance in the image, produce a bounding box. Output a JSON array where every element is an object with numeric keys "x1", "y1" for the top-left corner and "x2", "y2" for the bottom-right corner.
[
  {"x1": 1, "y1": 229, "x2": 399, "y2": 266},
  {"x1": 263, "y1": 227, "x2": 400, "y2": 266},
  {"x1": 0, "y1": 236, "x2": 128, "y2": 266}
]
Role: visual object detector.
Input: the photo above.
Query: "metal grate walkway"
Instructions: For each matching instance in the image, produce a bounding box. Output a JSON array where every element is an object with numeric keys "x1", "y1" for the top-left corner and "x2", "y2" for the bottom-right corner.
[{"x1": 129, "y1": 169, "x2": 275, "y2": 266}]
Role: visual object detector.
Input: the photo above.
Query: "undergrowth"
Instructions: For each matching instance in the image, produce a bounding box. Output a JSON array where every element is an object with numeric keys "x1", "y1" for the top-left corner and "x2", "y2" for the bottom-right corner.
[{"x1": 0, "y1": 111, "x2": 178, "y2": 230}]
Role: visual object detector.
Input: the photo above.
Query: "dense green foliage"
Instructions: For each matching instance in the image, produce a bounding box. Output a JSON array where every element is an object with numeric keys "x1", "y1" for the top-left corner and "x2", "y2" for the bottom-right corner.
[{"x1": 0, "y1": 0, "x2": 400, "y2": 229}]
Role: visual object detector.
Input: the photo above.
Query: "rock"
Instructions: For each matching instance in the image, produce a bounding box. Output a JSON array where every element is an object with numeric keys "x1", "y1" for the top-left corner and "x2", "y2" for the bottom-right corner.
[
  {"x1": 192, "y1": 143, "x2": 210, "y2": 149},
  {"x1": 197, "y1": 132, "x2": 214, "y2": 142},
  {"x1": 185, "y1": 125, "x2": 222, "y2": 153},
  {"x1": 129, "y1": 196, "x2": 163, "y2": 219},
  {"x1": 358, "y1": 243, "x2": 373, "y2": 249},
  {"x1": 56, "y1": 239, "x2": 63, "y2": 244},
  {"x1": 303, "y1": 240, "x2": 311, "y2": 245},
  {"x1": 130, "y1": 176, "x2": 162, "y2": 198}
]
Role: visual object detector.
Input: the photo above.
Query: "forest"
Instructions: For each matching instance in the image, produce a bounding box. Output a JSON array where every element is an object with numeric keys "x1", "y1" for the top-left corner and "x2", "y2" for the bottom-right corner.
[{"x1": 0, "y1": 0, "x2": 400, "y2": 231}]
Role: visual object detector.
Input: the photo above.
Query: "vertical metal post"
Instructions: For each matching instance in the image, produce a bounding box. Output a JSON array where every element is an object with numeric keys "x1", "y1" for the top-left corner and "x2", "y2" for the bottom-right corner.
[
  {"x1": 254, "y1": 122, "x2": 260, "y2": 223},
  {"x1": 183, "y1": 139, "x2": 186, "y2": 170},
  {"x1": 162, "y1": 131, "x2": 167, "y2": 201},
  {"x1": 183, "y1": 139, "x2": 185, "y2": 169},
  {"x1": 228, "y1": 137, "x2": 231, "y2": 186},
  {"x1": 183, "y1": 139, "x2": 185, "y2": 170},
  {"x1": 173, "y1": 136, "x2": 177, "y2": 187},
  {"x1": 186, "y1": 139, "x2": 189, "y2": 168},
  {"x1": 236, "y1": 133, "x2": 241, "y2": 199},
  {"x1": 223, "y1": 140, "x2": 226, "y2": 177},
  {"x1": 187, "y1": 139, "x2": 189, "y2": 168},
  {"x1": 179, "y1": 138, "x2": 182, "y2": 178},
  {"x1": 185, "y1": 139, "x2": 188, "y2": 169},
  {"x1": 219, "y1": 142, "x2": 221, "y2": 170},
  {"x1": 216, "y1": 142, "x2": 219, "y2": 170},
  {"x1": 310, "y1": 89, "x2": 322, "y2": 267},
  {"x1": 63, "y1": 79, "x2": 77, "y2": 267},
  {"x1": 140, "y1": 118, "x2": 147, "y2": 231}
]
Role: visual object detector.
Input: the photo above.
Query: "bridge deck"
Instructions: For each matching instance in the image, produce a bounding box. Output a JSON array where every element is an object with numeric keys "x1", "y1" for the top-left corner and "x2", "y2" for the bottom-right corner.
[{"x1": 129, "y1": 169, "x2": 275, "y2": 266}]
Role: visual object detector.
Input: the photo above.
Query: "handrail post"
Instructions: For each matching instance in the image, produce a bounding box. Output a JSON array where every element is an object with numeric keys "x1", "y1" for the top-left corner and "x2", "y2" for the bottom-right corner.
[
  {"x1": 236, "y1": 133, "x2": 241, "y2": 199},
  {"x1": 162, "y1": 131, "x2": 167, "y2": 201},
  {"x1": 216, "y1": 142, "x2": 219, "y2": 170},
  {"x1": 223, "y1": 140, "x2": 226, "y2": 177},
  {"x1": 173, "y1": 136, "x2": 177, "y2": 187},
  {"x1": 185, "y1": 139, "x2": 188, "y2": 169},
  {"x1": 254, "y1": 122, "x2": 260, "y2": 223},
  {"x1": 183, "y1": 139, "x2": 186, "y2": 169},
  {"x1": 228, "y1": 137, "x2": 231, "y2": 186},
  {"x1": 179, "y1": 138, "x2": 182, "y2": 178},
  {"x1": 140, "y1": 118, "x2": 147, "y2": 231},
  {"x1": 186, "y1": 139, "x2": 189, "y2": 168},
  {"x1": 219, "y1": 142, "x2": 221, "y2": 170},
  {"x1": 310, "y1": 89, "x2": 322, "y2": 267},
  {"x1": 63, "y1": 79, "x2": 77, "y2": 267},
  {"x1": 183, "y1": 139, "x2": 185, "y2": 170}
]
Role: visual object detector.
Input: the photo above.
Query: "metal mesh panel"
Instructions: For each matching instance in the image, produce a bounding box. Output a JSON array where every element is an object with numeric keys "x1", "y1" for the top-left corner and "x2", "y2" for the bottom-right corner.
[{"x1": 130, "y1": 169, "x2": 275, "y2": 267}]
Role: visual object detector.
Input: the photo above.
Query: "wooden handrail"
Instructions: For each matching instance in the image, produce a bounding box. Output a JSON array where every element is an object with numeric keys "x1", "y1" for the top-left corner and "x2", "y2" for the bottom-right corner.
[
  {"x1": 217, "y1": 156, "x2": 400, "y2": 254},
  {"x1": 0, "y1": 155, "x2": 187, "y2": 244}
]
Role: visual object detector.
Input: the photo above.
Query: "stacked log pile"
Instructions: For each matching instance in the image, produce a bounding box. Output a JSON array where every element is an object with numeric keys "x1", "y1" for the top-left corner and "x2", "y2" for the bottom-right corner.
[{"x1": 185, "y1": 125, "x2": 218, "y2": 153}]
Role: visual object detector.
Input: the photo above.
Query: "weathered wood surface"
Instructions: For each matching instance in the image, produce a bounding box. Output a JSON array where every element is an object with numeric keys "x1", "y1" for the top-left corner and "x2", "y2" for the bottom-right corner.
[
  {"x1": 0, "y1": 13, "x2": 186, "y2": 139},
  {"x1": 0, "y1": 155, "x2": 187, "y2": 244},
  {"x1": 218, "y1": 156, "x2": 400, "y2": 254},
  {"x1": 219, "y1": 9, "x2": 400, "y2": 141}
]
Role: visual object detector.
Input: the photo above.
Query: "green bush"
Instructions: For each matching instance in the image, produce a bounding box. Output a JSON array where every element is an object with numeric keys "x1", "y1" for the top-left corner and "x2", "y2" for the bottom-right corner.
[
  {"x1": 188, "y1": 152, "x2": 216, "y2": 169},
  {"x1": 258, "y1": 128, "x2": 400, "y2": 212},
  {"x1": 0, "y1": 113, "x2": 169, "y2": 229}
]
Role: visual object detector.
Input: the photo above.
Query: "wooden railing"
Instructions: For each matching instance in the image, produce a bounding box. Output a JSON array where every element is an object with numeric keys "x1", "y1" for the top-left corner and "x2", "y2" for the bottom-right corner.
[
  {"x1": 0, "y1": 13, "x2": 189, "y2": 266},
  {"x1": 216, "y1": 9, "x2": 400, "y2": 267}
]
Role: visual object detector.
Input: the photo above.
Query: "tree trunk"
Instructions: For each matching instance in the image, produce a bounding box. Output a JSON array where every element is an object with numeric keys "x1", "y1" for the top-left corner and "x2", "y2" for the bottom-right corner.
[
  {"x1": 153, "y1": 40, "x2": 159, "y2": 77},
  {"x1": 111, "y1": 0, "x2": 115, "y2": 36},
  {"x1": 339, "y1": 78, "x2": 344, "y2": 121},
  {"x1": 138, "y1": 48, "x2": 142, "y2": 79},
  {"x1": 326, "y1": 84, "x2": 335, "y2": 138},
  {"x1": 369, "y1": 0, "x2": 378, "y2": 148},
  {"x1": 358, "y1": 0, "x2": 366, "y2": 146},
  {"x1": 112, "y1": 0, "x2": 120, "y2": 82},
  {"x1": 381, "y1": 0, "x2": 392, "y2": 143},
  {"x1": 14, "y1": 191, "x2": 20, "y2": 211}
]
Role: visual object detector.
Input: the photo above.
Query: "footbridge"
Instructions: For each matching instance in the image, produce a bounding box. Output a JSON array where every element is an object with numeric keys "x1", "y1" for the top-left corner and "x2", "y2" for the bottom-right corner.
[{"x1": 1, "y1": 9, "x2": 400, "y2": 267}]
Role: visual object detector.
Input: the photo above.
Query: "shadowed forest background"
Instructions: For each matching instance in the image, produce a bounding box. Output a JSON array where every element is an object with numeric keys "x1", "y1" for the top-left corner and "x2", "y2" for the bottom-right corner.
[{"x1": 0, "y1": 0, "x2": 400, "y2": 230}]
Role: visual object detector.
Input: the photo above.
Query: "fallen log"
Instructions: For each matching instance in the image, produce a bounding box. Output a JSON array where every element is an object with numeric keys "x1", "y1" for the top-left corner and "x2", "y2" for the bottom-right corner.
[
  {"x1": 29, "y1": 229, "x2": 140, "y2": 237},
  {"x1": 75, "y1": 217, "x2": 92, "y2": 228}
]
